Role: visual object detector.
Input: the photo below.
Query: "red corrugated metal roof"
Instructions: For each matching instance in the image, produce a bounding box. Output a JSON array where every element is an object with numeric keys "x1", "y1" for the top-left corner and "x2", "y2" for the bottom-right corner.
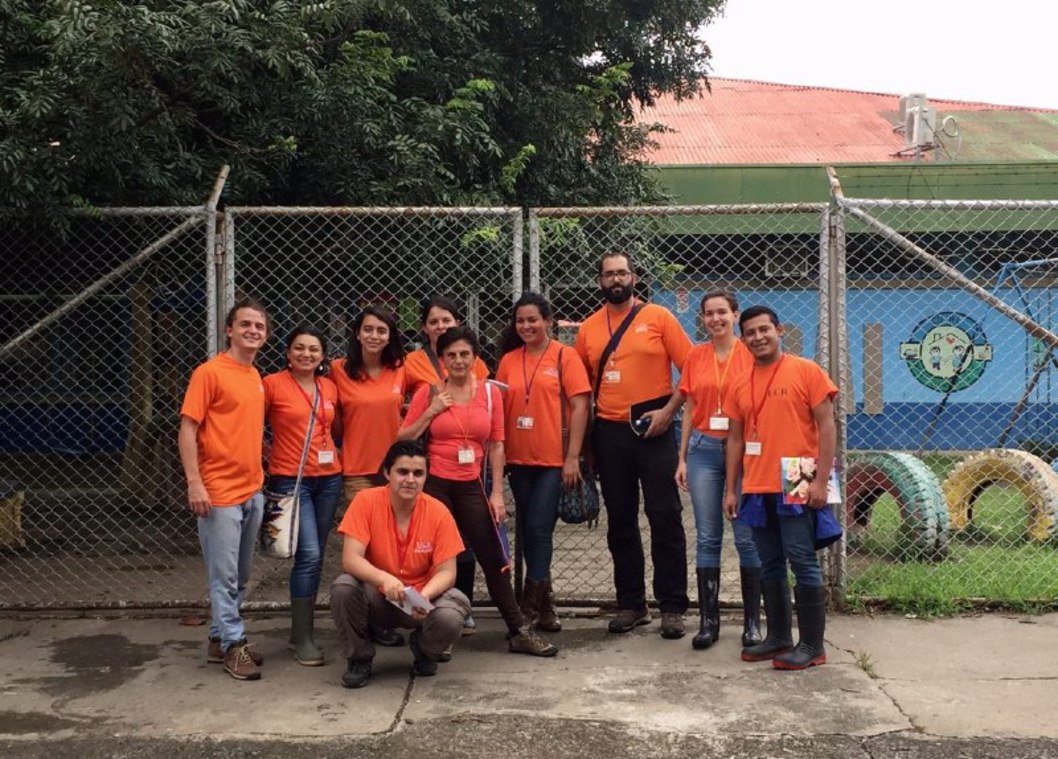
[{"x1": 638, "y1": 78, "x2": 1058, "y2": 165}]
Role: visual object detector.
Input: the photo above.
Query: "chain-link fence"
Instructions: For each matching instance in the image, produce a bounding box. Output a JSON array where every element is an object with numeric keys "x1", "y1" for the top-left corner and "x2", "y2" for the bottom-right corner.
[
  {"x1": 836, "y1": 197, "x2": 1058, "y2": 608},
  {"x1": 4, "y1": 190, "x2": 1058, "y2": 611},
  {"x1": 0, "y1": 208, "x2": 215, "y2": 607}
]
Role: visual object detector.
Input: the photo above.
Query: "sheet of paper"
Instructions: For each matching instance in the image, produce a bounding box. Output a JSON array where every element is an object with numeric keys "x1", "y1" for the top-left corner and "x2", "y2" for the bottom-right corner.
[{"x1": 387, "y1": 586, "x2": 435, "y2": 617}]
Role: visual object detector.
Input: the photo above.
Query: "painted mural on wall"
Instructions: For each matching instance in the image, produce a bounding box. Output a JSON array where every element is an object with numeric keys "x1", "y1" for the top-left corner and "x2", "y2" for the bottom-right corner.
[{"x1": 898, "y1": 311, "x2": 994, "y2": 392}]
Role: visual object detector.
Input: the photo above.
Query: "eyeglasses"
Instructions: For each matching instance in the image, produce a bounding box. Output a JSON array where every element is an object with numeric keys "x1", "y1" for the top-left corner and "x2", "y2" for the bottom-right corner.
[{"x1": 600, "y1": 270, "x2": 633, "y2": 282}]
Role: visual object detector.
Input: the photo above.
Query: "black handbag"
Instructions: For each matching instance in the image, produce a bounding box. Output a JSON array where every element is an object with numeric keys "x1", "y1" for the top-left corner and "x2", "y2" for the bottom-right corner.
[{"x1": 555, "y1": 347, "x2": 600, "y2": 527}]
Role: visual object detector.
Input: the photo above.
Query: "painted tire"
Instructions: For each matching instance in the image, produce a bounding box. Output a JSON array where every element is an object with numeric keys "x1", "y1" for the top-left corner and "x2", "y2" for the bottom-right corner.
[
  {"x1": 942, "y1": 448, "x2": 1058, "y2": 543},
  {"x1": 847, "y1": 452, "x2": 950, "y2": 558}
]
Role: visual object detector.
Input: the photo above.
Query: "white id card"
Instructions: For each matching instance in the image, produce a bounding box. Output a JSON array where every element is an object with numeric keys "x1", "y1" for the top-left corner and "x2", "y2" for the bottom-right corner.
[
  {"x1": 708, "y1": 416, "x2": 729, "y2": 431},
  {"x1": 317, "y1": 450, "x2": 335, "y2": 465},
  {"x1": 516, "y1": 416, "x2": 535, "y2": 430},
  {"x1": 603, "y1": 370, "x2": 622, "y2": 384},
  {"x1": 745, "y1": 441, "x2": 762, "y2": 456},
  {"x1": 457, "y1": 447, "x2": 476, "y2": 465}
]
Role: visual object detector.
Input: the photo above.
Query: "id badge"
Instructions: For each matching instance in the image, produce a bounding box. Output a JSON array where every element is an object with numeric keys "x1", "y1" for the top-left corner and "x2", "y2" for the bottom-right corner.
[
  {"x1": 457, "y1": 447, "x2": 476, "y2": 465},
  {"x1": 708, "y1": 415, "x2": 730, "y2": 431},
  {"x1": 603, "y1": 370, "x2": 622, "y2": 384},
  {"x1": 317, "y1": 450, "x2": 335, "y2": 465},
  {"x1": 745, "y1": 441, "x2": 762, "y2": 456},
  {"x1": 516, "y1": 416, "x2": 535, "y2": 430}
]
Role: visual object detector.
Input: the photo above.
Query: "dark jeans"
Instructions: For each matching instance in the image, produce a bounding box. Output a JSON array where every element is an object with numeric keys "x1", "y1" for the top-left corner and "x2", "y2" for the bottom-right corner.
[
  {"x1": 751, "y1": 493, "x2": 823, "y2": 587},
  {"x1": 508, "y1": 465, "x2": 563, "y2": 581},
  {"x1": 424, "y1": 475, "x2": 524, "y2": 634},
  {"x1": 593, "y1": 418, "x2": 688, "y2": 614}
]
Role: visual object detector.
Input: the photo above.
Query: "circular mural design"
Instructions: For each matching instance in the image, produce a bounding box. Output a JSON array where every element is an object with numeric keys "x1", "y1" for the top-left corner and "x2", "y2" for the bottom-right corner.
[{"x1": 899, "y1": 311, "x2": 993, "y2": 392}]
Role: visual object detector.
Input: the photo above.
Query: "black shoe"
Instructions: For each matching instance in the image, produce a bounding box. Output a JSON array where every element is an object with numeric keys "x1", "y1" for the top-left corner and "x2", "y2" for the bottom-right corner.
[
  {"x1": 370, "y1": 627, "x2": 405, "y2": 647},
  {"x1": 693, "y1": 567, "x2": 720, "y2": 650},
  {"x1": 409, "y1": 630, "x2": 438, "y2": 677},
  {"x1": 341, "y1": 659, "x2": 372, "y2": 689},
  {"x1": 607, "y1": 607, "x2": 651, "y2": 634}
]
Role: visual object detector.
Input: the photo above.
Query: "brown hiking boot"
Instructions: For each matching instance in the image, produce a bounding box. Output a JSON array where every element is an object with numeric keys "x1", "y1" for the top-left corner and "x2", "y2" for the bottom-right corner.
[
  {"x1": 536, "y1": 578, "x2": 562, "y2": 632},
  {"x1": 208, "y1": 637, "x2": 263, "y2": 665},
  {"x1": 223, "y1": 641, "x2": 261, "y2": 681},
  {"x1": 660, "y1": 612, "x2": 686, "y2": 640},
  {"x1": 607, "y1": 607, "x2": 651, "y2": 634},
  {"x1": 508, "y1": 628, "x2": 558, "y2": 657}
]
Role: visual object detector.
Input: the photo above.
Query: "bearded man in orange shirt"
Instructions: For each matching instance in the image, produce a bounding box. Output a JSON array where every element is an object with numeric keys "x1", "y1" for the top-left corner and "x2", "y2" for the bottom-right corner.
[{"x1": 575, "y1": 252, "x2": 693, "y2": 639}]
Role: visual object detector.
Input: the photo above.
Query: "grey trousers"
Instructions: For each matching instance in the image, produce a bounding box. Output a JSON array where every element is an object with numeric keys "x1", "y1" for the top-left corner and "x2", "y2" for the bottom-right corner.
[{"x1": 330, "y1": 573, "x2": 469, "y2": 662}]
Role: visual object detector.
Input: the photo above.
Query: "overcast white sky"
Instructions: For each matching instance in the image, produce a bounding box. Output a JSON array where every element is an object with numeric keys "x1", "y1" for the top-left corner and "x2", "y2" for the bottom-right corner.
[{"x1": 702, "y1": 0, "x2": 1058, "y2": 109}]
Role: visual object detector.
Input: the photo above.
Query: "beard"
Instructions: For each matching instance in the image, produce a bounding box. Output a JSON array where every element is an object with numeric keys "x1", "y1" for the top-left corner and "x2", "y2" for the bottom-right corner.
[{"x1": 601, "y1": 283, "x2": 632, "y2": 305}]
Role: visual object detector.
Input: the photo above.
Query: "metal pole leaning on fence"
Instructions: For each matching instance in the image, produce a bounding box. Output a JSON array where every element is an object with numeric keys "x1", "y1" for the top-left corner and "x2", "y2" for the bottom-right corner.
[
  {"x1": 841, "y1": 202, "x2": 1058, "y2": 351},
  {"x1": 0, "y1": 213, "x2": 205, "y2": 361}
]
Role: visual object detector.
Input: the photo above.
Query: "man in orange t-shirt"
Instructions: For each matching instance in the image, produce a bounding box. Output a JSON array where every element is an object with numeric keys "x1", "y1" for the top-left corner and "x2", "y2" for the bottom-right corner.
[
  {"x1": 178, "y1": 298, "x2": 269, "y2": 681},
  {"x1": 723, "y1": 305, "x2": 837, "y2": 672},
  {"x1": 329, "y1": 440, "x2": 469, "y2": 689},
  {"x1": 574, "y1": 251, "x2": 693, "y2": 640}
]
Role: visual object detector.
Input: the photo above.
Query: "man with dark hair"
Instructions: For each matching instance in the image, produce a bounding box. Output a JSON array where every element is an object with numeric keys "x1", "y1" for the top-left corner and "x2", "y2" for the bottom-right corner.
[
  {"x1": 329, "y1": 440, "x2": 469, "y2": 688},
  {"x1": 179, "y1": 297, "x2": 270, "y2": 681},
  {"x1": 723, "y1": 305, "x2": 838, "y2": 670},
  {"x1": 574, "y1": 251, "x2": 693, "y2": 639}
]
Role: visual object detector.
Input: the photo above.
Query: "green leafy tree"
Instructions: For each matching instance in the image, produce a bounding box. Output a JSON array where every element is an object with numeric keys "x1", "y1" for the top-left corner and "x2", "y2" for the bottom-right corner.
[{"x1": 0, "y1": 0, "x2": 724, "y2": 210}]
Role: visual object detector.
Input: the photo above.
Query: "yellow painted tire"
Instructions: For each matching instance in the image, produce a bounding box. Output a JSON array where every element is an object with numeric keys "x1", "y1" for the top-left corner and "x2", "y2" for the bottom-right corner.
[{"x1": 942, "y1": 449, "x2": 1058, "y2": 543}]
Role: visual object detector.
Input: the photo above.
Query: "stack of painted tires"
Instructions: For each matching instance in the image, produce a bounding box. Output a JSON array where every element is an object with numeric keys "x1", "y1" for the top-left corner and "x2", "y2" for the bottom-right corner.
[
  {"x1": 847, "y1": 452, "x2": 950, "y2": 560},
  {"x1": 942, "y1": 448, "x2": 1058, "y2": 544}
]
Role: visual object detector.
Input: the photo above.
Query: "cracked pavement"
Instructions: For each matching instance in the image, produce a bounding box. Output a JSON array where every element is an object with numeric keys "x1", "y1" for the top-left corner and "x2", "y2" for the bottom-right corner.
[{"x1": 1, "y1": 610, "x2": 1056, "y2": 757}]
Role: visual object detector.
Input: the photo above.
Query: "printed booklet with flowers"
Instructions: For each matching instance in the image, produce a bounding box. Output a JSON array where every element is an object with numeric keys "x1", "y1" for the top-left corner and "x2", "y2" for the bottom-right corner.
[{"x1": 781, "y1": 457, "x2": 841, "y2": 505}]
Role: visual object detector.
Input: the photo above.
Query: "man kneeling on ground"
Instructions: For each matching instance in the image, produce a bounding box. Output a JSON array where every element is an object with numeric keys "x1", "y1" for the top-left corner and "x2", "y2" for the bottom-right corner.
[{"x1": 330, "y1": 440, "x2": 470, "y2": 688}]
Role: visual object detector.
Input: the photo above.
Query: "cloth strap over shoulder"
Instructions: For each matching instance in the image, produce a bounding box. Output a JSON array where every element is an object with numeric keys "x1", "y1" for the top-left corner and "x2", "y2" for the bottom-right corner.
[{"x1": 592, "y1": 303, "x2": 644, "y2": 401}]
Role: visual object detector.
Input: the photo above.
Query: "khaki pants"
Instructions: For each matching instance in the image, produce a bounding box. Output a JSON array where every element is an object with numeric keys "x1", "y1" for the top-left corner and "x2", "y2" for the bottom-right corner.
[{"x1": 329, "y1": 573, "x2": 469, "y2": 661}]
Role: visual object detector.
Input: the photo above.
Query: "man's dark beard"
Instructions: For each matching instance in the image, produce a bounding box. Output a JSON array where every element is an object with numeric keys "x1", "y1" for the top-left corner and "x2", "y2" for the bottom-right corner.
[{"x1": 601, "y1": 283, "x2": 632, "y2": 305}]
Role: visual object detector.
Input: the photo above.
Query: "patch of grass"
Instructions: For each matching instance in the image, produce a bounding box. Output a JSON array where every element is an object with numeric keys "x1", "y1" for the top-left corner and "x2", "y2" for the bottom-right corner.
[
  {"x1": 848, "y1": 452, "x2": 1058, "y2": 614},
  {"x1": 854, "y1": 650, "x2": 877, "y2": 678}
]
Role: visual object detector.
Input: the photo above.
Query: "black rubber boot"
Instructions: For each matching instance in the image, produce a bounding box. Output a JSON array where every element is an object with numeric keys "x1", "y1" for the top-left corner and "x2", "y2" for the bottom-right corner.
[
  {"x1": 741, "y1": 579, "x2": 793, "y2": 661},
  {"x1": 740, "y1": 566, "x2": 763, "y2": 648},
  {"x1": 773, "y1": 585, "x2": 827, "y2": 670},
  {"x1": 691, "y1": 567, "x2": 720, "y2": 650}
]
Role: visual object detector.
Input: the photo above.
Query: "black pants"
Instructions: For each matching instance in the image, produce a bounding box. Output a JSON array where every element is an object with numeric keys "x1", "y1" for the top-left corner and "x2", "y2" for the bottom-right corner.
[
  {"x1": 424, "y1": 475, "x2": 524, "y2": 634},
  {"x1": 593, "y1": 418, "x2": 688, "y2": 614}
]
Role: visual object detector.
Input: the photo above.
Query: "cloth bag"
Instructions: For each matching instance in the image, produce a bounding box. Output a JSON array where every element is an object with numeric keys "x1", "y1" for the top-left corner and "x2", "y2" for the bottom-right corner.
[{"x1": 259, "y1": 385, "x2": 318, "y2": 559}]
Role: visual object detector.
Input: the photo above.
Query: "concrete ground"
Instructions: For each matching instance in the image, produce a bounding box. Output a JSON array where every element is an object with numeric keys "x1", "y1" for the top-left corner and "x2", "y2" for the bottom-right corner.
[{"x1": 2, "y1": 609, "x2": 1057, "y2": 758}]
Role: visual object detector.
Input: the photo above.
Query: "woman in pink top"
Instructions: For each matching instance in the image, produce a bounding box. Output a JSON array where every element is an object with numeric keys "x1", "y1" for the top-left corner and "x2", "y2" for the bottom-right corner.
[{"x1": 399, "y1": 326, "x2": 557, "y2": 657}]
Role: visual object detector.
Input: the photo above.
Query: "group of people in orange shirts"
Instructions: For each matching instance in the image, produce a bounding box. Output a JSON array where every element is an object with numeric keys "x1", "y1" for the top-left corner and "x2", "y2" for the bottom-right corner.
[{"x1": 180, "y1": 250, "x2": 839, "y2": 684}]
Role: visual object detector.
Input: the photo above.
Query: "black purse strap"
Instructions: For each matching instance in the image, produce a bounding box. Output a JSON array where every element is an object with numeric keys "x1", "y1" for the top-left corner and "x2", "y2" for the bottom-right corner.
[
  {"x1": 424, "y1": 344, "x2": 444, "y2": 380},
  {"x1": 592, "y1": 303, "x2": 644, "y2": 402}
]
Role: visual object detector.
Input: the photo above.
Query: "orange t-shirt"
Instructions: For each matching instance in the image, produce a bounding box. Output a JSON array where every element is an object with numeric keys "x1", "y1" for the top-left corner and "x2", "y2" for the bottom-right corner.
[
  {"x1": 337, "y1": 486, "x2": 464, "y2": 593},
  {"x1": 495, "y1": 341, "x2": 591, "y2": 467},
  {"x1": 331, "y1": 359, "x2": 406, "y2": 476},
  {"x1": 404, "y1": 348, "x2": 489, "y2": 397},
  {"x1": 180, "y1": 353, "x2": 265, "y2": 506},
  {"x1": 402, "y1": 380, "x2": 504, "y2": 481},
  {"x1": 574, "y1": 302, "x2": 692, "y2": 421},
  {"x1": 678, "y1": 341, "x2": 754, "y2": 438},
  {"x1": 263, "y1": 371, "x2": 341, "y2": 478},
  {"x1": 728, "y1": 354, "x2": 838, "y2": 493}
]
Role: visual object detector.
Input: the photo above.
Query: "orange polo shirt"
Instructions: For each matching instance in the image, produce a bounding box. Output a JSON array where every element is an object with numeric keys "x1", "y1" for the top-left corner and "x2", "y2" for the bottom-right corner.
[
  {"x1": 678, "y1": 341, "x2": 754, "y2": 438},
  {"x1": 331, "y1": 359, "x2": 406, "y2": 477},
  {"x1": 404, "y1": 348, "x2": 489, "y2": 397},
  {"x1": 728, "y1": 354, "x2": 838, "y2": 493},
  {"x1": 495, "y1": 341, "x2": 591, "y2": 467},
  {"x1": 180, "y1": 353, "x2": 265, "y2": 506},
  {"x1": 263, "y1": 371, "x2": 341, "y2": 477},
  {"x1": 337, "y1": 486, "x2": 464, "y2": 593},
  {"x1": 574, "y1": 302, "x2": 692, "y2": 421}
]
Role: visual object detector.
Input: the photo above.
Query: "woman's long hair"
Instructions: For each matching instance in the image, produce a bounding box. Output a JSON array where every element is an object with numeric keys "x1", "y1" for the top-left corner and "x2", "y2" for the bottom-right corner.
[
  {"x1": 342, "y1": 306, "x2": 405, "y2": 381},
  {"x1": 498, "y1": 292, "x2": 553, "y2": 356}
]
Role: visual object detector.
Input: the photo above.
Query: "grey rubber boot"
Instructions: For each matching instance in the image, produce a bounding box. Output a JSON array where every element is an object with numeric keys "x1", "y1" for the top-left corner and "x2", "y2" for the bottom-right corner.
[{"x1": 289, "y1": 597, "x2": 325, "y2": 666}]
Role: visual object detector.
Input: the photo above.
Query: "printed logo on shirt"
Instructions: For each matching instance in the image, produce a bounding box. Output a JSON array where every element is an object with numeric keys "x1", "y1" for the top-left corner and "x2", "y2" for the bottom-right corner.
[
  {"x1": 634, "y1": 324, "x2": 649, "y2": 333},
  {"x1": 324, "y1": 400, "x2": 335, "y2": 410},
  {"x1": 393, "y1": 384, "x2": 402, "y2": 394},
  {"x1": 543, "y1": 367, "x2": 559, "y2": 378},
  {"x1": 413, "y1": 540, "x2": 434, "y2": 553}
]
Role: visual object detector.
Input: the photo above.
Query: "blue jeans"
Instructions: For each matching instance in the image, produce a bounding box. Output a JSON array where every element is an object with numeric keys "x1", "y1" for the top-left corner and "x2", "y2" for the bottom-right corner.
[
  {"x1": 268, "y1": 474, "x2": 344, "y2": 599},
  {"x1": 685, "y1": 429, "x2": 759, "y2": 569},
  {"x1": 751, "y1": 493, "x2": 823, "y2": 587},
  {"x1": 508, "y1": 465, "x2": 563, "y2": 581},
  {"x1": 197, "y1": 493, "x2": 264, "y2": 650}
]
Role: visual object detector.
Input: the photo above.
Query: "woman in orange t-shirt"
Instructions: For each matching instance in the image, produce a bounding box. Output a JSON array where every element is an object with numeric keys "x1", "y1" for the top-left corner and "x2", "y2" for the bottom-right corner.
[
  {"x1": 674, "y1": 291, "x2": 761, "y2": 652},
  {"x1": 404, "y1": 295, "x2": 490, "y2": 397},
  {"x1": 331, "y1": 306, "x2": 407, "y2": 504},
  {"x1": 263, "y1": 325, "x2": 343, "y2": 667},
  {"x1": 495, "y1": 293, "x2": 590, "y2": 632}
]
